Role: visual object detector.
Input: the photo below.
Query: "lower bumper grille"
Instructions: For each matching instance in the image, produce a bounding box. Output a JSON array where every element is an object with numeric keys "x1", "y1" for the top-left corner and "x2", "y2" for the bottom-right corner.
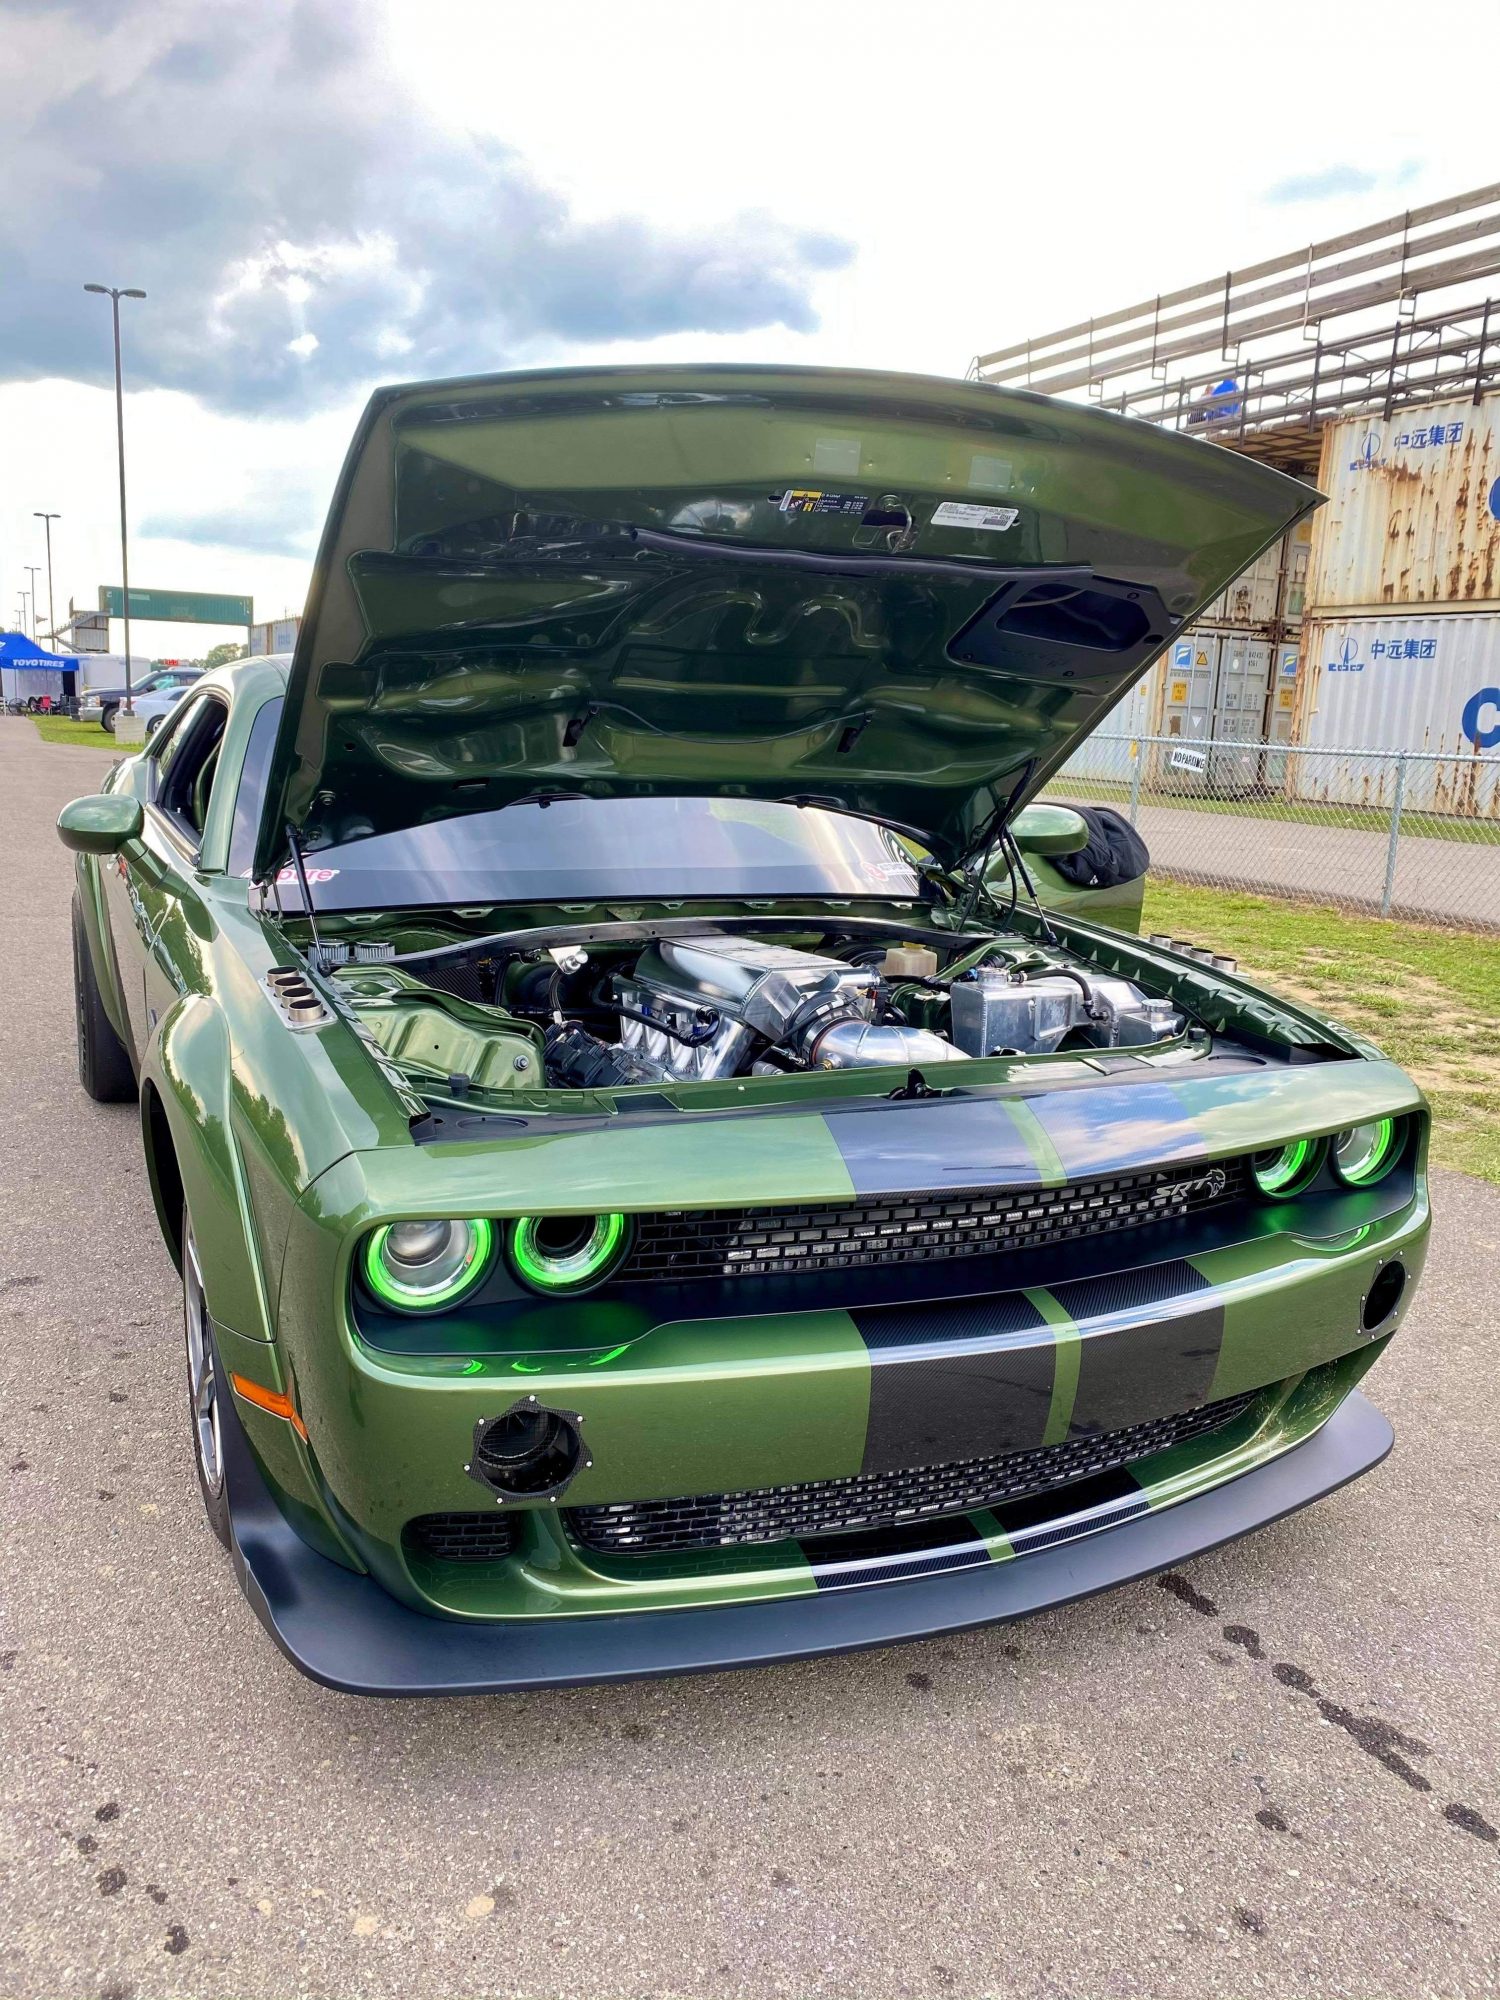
[
  {"x1": 623, "y1": 1158, "x2": 1246, "y2": 1283},
  {"x1": 569, "y1": 1393, "x2": 1257, "y2": 1556},
  {"x1": 404, "y1": 1512, "x2": 519, "y2": 1563}
]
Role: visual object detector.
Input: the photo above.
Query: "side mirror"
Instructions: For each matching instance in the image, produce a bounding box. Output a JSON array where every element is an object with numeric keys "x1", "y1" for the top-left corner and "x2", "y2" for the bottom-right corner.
[
  {"x1": 56, "y1": 793, "x2": 144, "y2": 856},
  {"x1": 1009, "y1": 803, "x2": 1090, "y2": 857}
]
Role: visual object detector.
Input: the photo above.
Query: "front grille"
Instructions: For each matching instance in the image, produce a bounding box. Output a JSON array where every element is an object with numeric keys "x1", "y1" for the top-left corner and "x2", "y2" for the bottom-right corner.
[
  {"x1": 624, "y1": 1158, "x2": 1246, "y2": 1283},
  {"x1": 568, "y1": 1392, "x2": 1257, "y2": 1556},
  {"x1": 404, "y1": 1512, "x2": 519, "y2": 1563}
]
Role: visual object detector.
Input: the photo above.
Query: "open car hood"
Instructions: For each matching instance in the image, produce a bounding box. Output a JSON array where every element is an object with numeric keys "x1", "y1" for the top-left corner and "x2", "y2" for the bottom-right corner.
[{"x1": 254, "y1": 365, "x2": 1318, "y2": 879}]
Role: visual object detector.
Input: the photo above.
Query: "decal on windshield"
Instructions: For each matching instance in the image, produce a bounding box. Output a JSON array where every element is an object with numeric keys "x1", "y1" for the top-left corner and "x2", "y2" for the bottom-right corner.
[{"x1": 241, "y1": 865, "x2": 341, "y2": 884}]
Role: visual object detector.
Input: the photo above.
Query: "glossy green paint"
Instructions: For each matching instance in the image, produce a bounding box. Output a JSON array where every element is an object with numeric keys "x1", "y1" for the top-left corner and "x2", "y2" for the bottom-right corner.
[
  {"x1": 56, "y1": 792, "x2": 143, "y2": 855},
  {"x1": 1009, "y1": 803, "x2": 1089, "y2": 856},
  {"x1": 52, "y1": 380, "x2": 1433, "y2": 1664},
  {"x1": 1005, "y1": 850, "x2": 1146, "y2": 933},
  {"x1": 255, "y1": 364, "x2": 1317, "y2": 879},
  {"x1": 65, "y1": 664, "x2": 1428, "y2": 1586}
]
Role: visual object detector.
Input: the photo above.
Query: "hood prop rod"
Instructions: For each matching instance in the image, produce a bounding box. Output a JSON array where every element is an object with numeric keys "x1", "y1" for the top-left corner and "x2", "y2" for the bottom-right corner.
[
  {"x1": 283, "y1": 822, "x2": 327, "y2": 968},
  {"x1": 1001, "y1": 827, "x2": 1060, "y2": 948}
]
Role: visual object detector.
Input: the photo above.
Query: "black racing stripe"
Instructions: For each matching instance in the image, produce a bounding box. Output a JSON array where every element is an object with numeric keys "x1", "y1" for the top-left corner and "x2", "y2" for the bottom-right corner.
[
  {"x1": 1052, "y1": 1261, "x2": 1224, "y2": 1440},
  {"x1": 1027, "y1": 1080, "x2": 1211, "y2": 1180},
  {"x1": 827, "y1": 1099, "x2": 1047, "y2": 1197},
  {"x1": 854, "y1": 1293, "x2": 1055, "y2": 1474},
  {"x1": 806, "y1": 1513, "x2": 990, "y2": 1590}
]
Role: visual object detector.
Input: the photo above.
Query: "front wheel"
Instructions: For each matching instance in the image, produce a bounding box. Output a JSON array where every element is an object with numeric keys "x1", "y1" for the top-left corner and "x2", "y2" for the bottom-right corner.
[
  {"x1": 182, "y1": 1214, "x2": 232, "y2": 1550},
  {"x1": 71, "y1": 895, "x2": 135, "y2": 1102},
  {"x1": 100, "y1": 704, "x2": 118, "y2": 734}
]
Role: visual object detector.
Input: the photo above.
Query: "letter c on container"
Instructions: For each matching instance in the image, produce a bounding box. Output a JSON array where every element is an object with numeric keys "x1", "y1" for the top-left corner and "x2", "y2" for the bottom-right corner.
[{"x1": 1461, "y1": 687, "x2": 1500, "y2": 751}]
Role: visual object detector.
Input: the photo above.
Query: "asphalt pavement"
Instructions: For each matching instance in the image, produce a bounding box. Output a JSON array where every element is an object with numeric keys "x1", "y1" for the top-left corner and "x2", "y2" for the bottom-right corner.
[
  {"x1": 1136, "y1": 801, "x2": 1500, "y2": 929},
  {"x1": 2, "y1": 714, "x2": 1498, "y2": 2000}
]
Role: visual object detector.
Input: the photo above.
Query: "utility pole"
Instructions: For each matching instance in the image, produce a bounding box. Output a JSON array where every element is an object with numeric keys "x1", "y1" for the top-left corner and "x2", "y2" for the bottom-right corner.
[
  {"x1": 33, "y1": 513, "x2": 60, "y2": 644},
  {"x1": 83, "y1": 283, "x2": 146, "y2": 712},
  {"x1": 24, "y1": 567, "x2": 41, "y2": 637}
]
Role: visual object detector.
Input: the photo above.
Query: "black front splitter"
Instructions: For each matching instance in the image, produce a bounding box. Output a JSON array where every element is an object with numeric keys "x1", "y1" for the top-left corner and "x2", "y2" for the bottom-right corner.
[{"x1": 219, "y1": 1385, "x2": 1392, "y2": 1697}]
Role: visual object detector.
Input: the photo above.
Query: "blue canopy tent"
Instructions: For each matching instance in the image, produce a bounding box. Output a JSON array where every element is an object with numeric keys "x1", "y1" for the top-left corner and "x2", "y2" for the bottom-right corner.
[{"x1": 0, "y1": 632, "x2": 81, "y2": 709}]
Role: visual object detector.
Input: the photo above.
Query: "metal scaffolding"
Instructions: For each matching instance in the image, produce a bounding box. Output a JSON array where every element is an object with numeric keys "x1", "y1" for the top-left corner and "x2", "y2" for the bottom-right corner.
[{"x1": 972, "y1": 184, "x2": 1500, "y2": 473}]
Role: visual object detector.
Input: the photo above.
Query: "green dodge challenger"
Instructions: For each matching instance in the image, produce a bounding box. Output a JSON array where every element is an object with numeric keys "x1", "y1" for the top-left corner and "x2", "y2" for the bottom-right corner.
[{"x1": 58, "y1": 366, "x2": 1428, "y2": 1693}]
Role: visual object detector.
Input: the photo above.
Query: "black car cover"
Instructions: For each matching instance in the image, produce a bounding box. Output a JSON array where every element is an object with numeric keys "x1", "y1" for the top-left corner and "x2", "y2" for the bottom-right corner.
[{"x1": 1051, "y1": 804, "x2": 1150, "y2": 889}]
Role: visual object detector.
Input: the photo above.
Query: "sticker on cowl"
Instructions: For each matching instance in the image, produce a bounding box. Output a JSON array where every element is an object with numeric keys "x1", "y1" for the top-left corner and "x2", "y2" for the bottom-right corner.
[
  {"x1": 773, "y1": 489, "x2": 870, "y2": 517},
  {"x1": 931, "y1": 501, "x2": 1020, "y2": 532}
]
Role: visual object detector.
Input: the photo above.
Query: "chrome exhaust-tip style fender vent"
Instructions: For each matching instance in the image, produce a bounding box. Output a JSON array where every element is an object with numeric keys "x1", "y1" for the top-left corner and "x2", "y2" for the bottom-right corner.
[{"x1": 262, "y1": 966, "x2": 331, "y2": 1030}]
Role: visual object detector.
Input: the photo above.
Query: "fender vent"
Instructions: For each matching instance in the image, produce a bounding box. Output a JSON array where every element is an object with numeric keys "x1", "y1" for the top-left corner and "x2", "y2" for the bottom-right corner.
[{"x1": 262, "y1": 966, "x2": 331, "y2": 1029}]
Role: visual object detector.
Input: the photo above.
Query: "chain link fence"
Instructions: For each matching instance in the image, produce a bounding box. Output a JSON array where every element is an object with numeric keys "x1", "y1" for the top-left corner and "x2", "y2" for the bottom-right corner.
[{"x1": 1041, "y1": 732, "x2": 1500, "y2": 930}]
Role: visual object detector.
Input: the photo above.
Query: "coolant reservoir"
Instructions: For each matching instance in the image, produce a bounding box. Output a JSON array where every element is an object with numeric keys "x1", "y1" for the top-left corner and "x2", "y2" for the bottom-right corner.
[{"x1": 882, "y1": 944, "x2": 940, "y2": 979}]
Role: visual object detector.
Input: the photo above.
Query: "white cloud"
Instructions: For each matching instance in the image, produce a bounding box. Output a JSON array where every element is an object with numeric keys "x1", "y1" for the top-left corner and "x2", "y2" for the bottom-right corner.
[{"x1": 5, "y1": 0, "x2": 1498, "y2": 633}]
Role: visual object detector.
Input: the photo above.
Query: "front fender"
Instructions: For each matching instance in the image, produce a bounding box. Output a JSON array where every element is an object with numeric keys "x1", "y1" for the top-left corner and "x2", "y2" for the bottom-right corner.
[{"x1": 144, "y1": 996, "x2": 287, "y2": 1343}]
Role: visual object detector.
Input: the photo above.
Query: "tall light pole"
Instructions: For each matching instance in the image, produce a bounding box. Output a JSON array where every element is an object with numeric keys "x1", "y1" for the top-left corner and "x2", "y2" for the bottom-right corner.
[
  {"x1": 83, "y1": 284, "x2": 146, "y2": 713},
  {"x1": 24, "y1": 567, "x2": 42, "y2": 637},
  {"x1": 33, "y1": 513, "x2": 60, "y2": 644}
]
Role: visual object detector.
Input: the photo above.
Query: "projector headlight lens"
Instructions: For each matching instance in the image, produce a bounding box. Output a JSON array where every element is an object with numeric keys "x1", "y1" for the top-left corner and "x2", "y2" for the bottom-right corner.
[
  {"x1": 1251, "y1": 1138, "x2": 1322, "y2": 1200},
  {"x1": 361, "y1": 1218, "x2": 494, "y2": 1312},
  {"x1": 508, "y1": 1213, "x2": 629, "y2": 1294},
  {"x1": 1333, "y1": 1118, "x2": 1401, "y2": 1186}
]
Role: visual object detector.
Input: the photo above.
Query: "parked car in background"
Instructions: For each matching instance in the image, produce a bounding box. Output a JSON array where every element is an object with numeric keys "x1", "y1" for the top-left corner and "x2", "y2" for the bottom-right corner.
[
  {"x1": 135, "y1": 681, "x2": 196, "y2": 738},
  {"x1": 78, "y1": 664, "x2": 203, "y2": 733},
  {"x1": 56, "y1": 365, "x2": 1428, "y2": 1695}
]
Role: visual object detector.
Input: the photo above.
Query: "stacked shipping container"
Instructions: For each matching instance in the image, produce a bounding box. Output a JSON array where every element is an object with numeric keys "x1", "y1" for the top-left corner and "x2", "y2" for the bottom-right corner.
[
  {"x1": 1291, "y1": 393, "x2": 1500, "y2": 814},
  {"x1": 1073, "y1": 391, "x2": 1500, "y2": 820}
]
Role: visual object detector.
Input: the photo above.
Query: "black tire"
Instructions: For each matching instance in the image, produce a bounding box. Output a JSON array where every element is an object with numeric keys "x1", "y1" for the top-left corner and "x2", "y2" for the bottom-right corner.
[
  {"x1": 100, "y1": 704, "x2": 118, "y2": 734},
  {"x1": 145, "y1": 715, "x2": 162, "y2": 738},
  {"x1": 181, "y1": 1212, "x2": 232, "y2": 1551},
  {"x1": 71, "y1": 895, "x2": 136, "y2": 1103}
]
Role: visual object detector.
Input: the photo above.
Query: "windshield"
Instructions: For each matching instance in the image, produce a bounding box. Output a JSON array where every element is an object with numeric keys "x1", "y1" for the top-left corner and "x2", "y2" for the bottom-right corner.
[{"x1": 232, "y1": 696, "x2": 925, "y2": 908}]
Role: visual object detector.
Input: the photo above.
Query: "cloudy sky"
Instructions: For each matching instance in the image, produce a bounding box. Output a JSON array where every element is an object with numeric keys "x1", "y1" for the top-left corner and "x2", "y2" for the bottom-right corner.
[{"x1": 2, "y1": 0, "x2": 1496, "y2": 659}]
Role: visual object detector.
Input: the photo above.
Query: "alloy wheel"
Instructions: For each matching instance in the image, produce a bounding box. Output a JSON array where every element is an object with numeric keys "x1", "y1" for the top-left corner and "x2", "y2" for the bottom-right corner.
[{"x1": 182, "y1": 1224, "x2": 223, "y2": 1497}]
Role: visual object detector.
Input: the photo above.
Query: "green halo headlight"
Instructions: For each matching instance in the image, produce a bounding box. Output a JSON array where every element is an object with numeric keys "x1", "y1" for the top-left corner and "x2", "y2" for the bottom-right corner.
[
  {"x1": 361, "y1": 1218, "x2": 494, "y2": 1312},
  {"x1": 1251, "y1": 1138, "x2": 1323, "y2": 1199},
  {"x1": 1333, "y1": 1118, "x2": 1401, "y2": 1186},
  {"x1": 507, "y1": 1213, "x2": 629, "y2": 1294}
]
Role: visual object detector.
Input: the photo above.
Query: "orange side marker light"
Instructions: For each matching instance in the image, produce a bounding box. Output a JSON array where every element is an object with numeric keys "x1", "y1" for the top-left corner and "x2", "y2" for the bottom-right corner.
[{"x1": 230, "y1": 1372, "x2": 308, "y2": 1440}]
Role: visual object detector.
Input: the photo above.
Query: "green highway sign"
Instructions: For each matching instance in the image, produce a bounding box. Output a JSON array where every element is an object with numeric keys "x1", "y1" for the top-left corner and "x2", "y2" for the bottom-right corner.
[{"x1": 98, "y1": 585, "x2": 253, "y2": 626}]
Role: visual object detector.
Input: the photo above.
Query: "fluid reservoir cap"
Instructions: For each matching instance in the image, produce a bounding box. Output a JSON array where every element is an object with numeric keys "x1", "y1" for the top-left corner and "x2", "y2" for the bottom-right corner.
[{"x1": 882, "y1": 945, "x2": 940, "y2": 979}]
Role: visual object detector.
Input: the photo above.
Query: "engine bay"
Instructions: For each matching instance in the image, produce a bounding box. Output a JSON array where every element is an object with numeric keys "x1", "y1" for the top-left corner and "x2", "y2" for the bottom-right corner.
[{"x1": 320, "y1": 923, "x2": 1194, "y2": 1101}]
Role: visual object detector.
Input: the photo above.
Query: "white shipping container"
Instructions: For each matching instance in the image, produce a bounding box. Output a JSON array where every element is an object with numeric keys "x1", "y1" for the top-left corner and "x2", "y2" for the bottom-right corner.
[
  {"x1": 1294, "y1": 610, "x2": 1500, "y2": 818},
  {"x1": 1058, "y1": 665, "x2": 1155, "y2": 782},
  {"x1": 1197, "y1": 523, "x2": 1309, "y2": 629},
  {"x1": 249, "y1": 616, "x2": 300, "y2": 656},
  {"x1": 1309, "y1": 392, "x2": 1500, "y2": 612}
]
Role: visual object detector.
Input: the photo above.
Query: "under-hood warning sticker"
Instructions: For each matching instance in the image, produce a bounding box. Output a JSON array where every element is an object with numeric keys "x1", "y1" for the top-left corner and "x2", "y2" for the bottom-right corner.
[
  {"x1": 931, "y1": 500, "x2": 1020, "y2": 532},
  {"x1": 774, "y1": 488, "x2": 869, "y2": 517}
]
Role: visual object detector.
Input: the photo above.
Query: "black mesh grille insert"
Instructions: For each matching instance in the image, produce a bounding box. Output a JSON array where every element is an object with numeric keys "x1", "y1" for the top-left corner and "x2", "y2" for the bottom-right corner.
[
  {"x1": 623, "y1": 1158, "x2": 1246, "y2": 1283},
  {"x1": 404, "y1": 1512, "x2": 520, "y2": 1563},
  {"x1": 568, "y1": 1392, "x2": 1257, "y2": 1556}
]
